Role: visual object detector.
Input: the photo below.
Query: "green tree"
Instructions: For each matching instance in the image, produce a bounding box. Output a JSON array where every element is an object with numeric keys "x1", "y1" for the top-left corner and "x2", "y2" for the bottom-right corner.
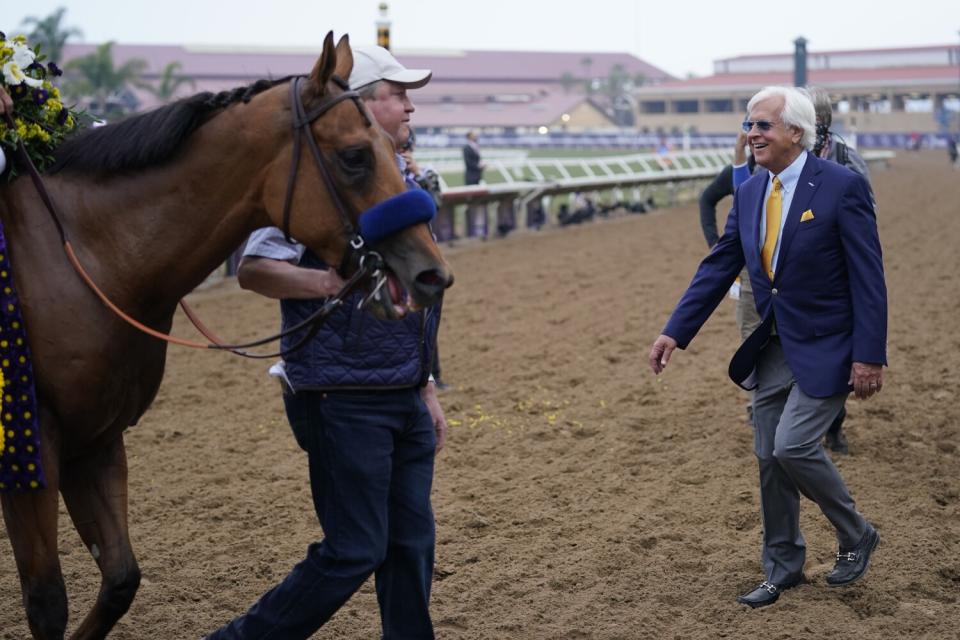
[
  {"x1": 19, "y1": 7, "x2": 82, "y2": 63},
  {"x1": 601, "y1": 63, "x2": 630, "y2": 101},
  {"x1": 580, "y1": 56, "x2": 593, "y2": 95},
  {"x1": 140, "y1": 61, "x2": 196, "y2": 102},
  {"x1": 559, "y1": 71, "x2": 577, "y2": 94},
  {"x1": 64, "y1": 41, "x2": 147, "y2": 119}
]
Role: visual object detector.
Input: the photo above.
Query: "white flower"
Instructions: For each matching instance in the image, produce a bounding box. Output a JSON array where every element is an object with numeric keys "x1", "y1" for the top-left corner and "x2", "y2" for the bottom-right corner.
[
  {"x1": 2, "y1": 60, "x2": 43, "y2": 88},
  {"x1": 11, "y1": 42, "x2": 36, "y2": 69},
  {"x1": 2, "y1": 60, "x2": 26, "y2": 85}
]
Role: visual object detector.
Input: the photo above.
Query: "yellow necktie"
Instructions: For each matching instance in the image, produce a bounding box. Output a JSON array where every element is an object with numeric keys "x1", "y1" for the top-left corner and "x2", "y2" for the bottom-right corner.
[{"x1": 761, "y1": 177, "x2": 782, "y2": 279}]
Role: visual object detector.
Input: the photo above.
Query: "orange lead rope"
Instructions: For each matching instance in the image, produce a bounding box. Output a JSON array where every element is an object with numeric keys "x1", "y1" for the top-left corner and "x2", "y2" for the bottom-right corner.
[{"x1": 62, "y1": 241, "x2": 213, "y2": 349}]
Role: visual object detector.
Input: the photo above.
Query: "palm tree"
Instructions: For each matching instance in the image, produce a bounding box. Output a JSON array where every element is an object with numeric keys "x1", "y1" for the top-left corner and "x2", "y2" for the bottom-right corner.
[
  {"x1": 559, "y1": 71, "x2": 577, "y2": 95},
  {"x1": 64, "y1": 42, "x2": 147, "y2": 119},
  {"x1": 580, "y1": 56, "x2": 594, "y2": 95},
  {"x1": 140, "y1": 62, "x2": 196, "y2": 102},
  {"x1": 602, "y1": 64, "x2": 630, "y2": 101},
  {"x1": 19, "y1": 7, "x2": 82, "y2": 63}
]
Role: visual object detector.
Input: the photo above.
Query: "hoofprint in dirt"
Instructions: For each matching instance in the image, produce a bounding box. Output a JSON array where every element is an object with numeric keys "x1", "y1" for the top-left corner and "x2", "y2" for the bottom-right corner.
[{"x1": 1, "y1": 151, "x2": 957, "y2": 639}]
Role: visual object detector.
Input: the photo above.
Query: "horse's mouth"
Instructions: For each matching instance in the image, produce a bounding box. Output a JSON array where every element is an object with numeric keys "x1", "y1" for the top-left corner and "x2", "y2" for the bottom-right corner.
[{"x1": 365, "y1": 267, "x2": 418, "y2": 320}]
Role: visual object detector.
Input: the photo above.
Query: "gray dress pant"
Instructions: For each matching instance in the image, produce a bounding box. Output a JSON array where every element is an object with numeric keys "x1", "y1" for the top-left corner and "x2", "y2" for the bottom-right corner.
[{"x1": 752, "y1": 337, "x2": 867, "y2": 584}]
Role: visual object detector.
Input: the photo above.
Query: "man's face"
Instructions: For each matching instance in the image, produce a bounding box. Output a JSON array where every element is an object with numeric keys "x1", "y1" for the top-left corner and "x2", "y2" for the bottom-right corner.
[
  {"x1": 363, "y1": 81, "x2": 415, "y2": 147},
  {"x1": 746, "y1": 96, "x2": 803, "y2": 175}
]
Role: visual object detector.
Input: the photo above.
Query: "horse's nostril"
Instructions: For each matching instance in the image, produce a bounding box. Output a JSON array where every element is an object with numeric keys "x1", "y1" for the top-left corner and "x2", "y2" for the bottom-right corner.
[{"x1": 415, "y1": 269, "x2": 451, "y2": 289}]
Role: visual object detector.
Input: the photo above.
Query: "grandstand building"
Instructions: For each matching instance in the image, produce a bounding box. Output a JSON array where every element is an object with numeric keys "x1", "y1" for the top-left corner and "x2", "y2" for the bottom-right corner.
[
  {"x1": 633, "y1": 44, "x2": 960, "y2": 142},
  {"x1": 60, "y1": 43, "x2": 672, "y2": 134},
  {"x1": 61, "y1": 41, "x2": 959, "y2": 146}
]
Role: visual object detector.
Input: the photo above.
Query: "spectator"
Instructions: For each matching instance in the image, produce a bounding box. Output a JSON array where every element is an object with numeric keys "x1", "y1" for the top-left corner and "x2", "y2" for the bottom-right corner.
[
  {"x1": 401, "y1": 129, "x2": 452, "y2": 242},
  {"x1": 798, "y1": 86, "x2": 876, "y2": 454},
  {"x1": 462, "y1": 130, "x2": 487, "y2": 237},
  {"x1": 462, "y1": 130, "x2": 485, "y2": 185},
  {"x1": 699, "y1": 129, "x2": 761, "y2": 423}
]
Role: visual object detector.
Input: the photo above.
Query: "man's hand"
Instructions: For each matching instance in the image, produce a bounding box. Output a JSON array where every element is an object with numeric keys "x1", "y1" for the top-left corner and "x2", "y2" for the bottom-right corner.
[
  {"x1": 421, "y1": 381, "x2": 447, "y2": 452},
  {"x1": 649, "y1": 335, "x2": 678, "y2": 375},
  {"x1": 0, "y1": 86, "x2": 13, "y2": 117},
  {"x1": 400, "y1": 148, "x2": 420, "y2": 176},
  {"x1": 849, "y1": 362, "x2": 883, "y2": 400},
  {"x1": 315, "y1": 269, "x2": 346, "y2": 298},
  {"x1": 734, "y1": 130, "x2": 749, "y2": 165}
]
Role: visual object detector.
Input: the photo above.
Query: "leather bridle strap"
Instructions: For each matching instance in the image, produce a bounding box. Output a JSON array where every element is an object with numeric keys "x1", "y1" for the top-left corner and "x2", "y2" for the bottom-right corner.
[{"x1": 280, "y1": 75, "x2": 370, "y2": 244}]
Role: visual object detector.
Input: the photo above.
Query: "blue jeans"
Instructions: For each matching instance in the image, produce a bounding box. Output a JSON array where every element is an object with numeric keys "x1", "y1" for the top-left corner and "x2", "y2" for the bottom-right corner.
[{"x1": 207, "y1": 388, "x2": 437, "y2": 640}]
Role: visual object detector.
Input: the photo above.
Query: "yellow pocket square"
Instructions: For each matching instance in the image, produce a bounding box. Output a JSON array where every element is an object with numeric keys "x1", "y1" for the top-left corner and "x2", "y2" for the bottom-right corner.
[{"x1": 800, "y1": 209, "x2": 815, "y2": 222}]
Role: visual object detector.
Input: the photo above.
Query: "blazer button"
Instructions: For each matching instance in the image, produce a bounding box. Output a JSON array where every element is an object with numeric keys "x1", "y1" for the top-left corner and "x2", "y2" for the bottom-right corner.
[{"x1": 771, "y1": 288, "x2": 779, "y2": 296}]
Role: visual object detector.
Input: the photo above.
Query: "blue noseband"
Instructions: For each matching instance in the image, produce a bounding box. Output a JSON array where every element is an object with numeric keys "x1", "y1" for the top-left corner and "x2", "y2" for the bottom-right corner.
[{"x1": 358, "y1": 189, "x2": 436, "y2": 246}]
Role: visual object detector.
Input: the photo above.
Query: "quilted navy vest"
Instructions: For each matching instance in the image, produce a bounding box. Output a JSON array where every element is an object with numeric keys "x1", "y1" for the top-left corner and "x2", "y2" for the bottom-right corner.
[{"x1": 280, "y1": 250, "x2": 439, "y2": 391}]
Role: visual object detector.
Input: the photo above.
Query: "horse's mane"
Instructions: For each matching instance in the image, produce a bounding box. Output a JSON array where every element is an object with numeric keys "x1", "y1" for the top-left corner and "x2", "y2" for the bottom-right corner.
[{"x1": 50, "y1": 77, "x2": 293, "y2": 175}]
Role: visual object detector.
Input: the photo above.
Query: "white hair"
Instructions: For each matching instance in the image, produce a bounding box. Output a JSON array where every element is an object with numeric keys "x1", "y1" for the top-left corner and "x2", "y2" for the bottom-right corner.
[{"x1": 747, "y1": 86, "x2": 816, "y2": 151}]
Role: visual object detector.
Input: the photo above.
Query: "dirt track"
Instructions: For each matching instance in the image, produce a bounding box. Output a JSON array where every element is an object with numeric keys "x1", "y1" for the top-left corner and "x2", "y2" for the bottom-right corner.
[{"x1": 2, "y1": 150, "x2": 959, "y2": 638}]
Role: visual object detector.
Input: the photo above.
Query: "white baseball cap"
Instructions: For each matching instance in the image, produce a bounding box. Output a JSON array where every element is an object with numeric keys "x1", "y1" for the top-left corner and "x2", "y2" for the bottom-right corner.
[{"x1": 349, "y1": 46, "x2": 432, "y2": 91}]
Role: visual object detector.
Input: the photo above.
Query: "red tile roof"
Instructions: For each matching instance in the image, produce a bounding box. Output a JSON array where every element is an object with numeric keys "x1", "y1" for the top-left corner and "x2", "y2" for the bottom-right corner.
[{"x1": 640, "y1": 65, "x2": 960, "y2": 94}]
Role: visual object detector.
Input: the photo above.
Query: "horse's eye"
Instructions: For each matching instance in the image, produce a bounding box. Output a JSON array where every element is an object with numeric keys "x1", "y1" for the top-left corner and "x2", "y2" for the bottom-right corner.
[{"x1": 337, "y1": 147, "x2": 372, "y2": 173}]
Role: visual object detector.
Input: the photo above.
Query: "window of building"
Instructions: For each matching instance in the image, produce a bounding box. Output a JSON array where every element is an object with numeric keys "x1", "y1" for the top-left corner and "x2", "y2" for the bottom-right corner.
[
  {"x1": 673, "y1": 100, "x2": 699, "y2": 113},
  {"x1": 705, "y1": 99, "x2": 734, "y2": 113},
  {"x1": 640, "y1": 101, "x2": 666, "y2": 113}
]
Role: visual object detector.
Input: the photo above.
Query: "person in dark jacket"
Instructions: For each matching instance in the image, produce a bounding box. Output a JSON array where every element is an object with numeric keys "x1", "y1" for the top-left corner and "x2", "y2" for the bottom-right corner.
[
  {"x1": 462, "y1": 130, "x2": 485, "y2": 185},
  {"x1": 207, "y1": 46, "x2": 445, "y2": 640},
  {"x1": 699, "y1": 130, "x2": 760, "y2": 424}
]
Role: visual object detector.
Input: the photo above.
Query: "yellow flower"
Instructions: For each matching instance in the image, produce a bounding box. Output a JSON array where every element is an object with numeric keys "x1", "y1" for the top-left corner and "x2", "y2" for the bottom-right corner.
[{"x1": 0, "y1": 368, "x2": 5, "y2": 453}]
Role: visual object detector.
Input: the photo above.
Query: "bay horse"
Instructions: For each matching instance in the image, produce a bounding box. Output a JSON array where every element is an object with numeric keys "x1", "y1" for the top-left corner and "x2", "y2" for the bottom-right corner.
[{"x1": 0, "y1": 33, "x2": 452, "y2": 639}]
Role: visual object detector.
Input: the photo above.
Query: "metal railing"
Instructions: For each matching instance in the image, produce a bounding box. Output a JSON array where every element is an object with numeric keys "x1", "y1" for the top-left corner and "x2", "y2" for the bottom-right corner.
[{"x1": 424, "y1": 148, "x2": 896, "y2": 241}]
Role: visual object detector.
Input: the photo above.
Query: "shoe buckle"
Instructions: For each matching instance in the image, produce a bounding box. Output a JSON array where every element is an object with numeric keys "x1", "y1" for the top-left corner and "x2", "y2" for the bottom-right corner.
[
  {"x1": 760, "y1": 581, "x2": 777, "y2": 594},
  {"x1": 836, "y1": 550, "x2": 858, "y2": 563}
]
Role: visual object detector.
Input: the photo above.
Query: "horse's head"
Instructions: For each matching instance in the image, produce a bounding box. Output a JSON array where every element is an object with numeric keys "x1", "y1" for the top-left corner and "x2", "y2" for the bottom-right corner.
[{"x1": 261, "y1": 32, "x2": 452, "y2": 318}]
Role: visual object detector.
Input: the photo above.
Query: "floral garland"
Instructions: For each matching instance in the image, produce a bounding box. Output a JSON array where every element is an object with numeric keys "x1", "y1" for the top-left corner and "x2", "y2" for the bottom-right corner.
[{"x1": 0, "y1": 31, "x2": 81, "y2": 179}]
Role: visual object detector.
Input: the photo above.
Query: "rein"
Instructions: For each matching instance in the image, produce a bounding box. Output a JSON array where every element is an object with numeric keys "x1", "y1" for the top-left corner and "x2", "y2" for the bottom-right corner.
[{"x1": 3, "y1": 75, "x2": 384, "y2": 359}]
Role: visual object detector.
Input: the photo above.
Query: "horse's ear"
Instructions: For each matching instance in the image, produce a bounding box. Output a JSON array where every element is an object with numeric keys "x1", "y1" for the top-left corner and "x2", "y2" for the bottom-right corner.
[
  {"x1": 334, "y1": 34, "x2": 354, "y2": 86},
  {"x1": 308, "y1": 31, "x2": 338, "y2": 95}
]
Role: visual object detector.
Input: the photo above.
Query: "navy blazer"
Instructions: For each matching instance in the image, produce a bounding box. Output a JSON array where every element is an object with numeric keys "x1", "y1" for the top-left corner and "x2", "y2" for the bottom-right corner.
[{"x1": 663, "y1": 153, "x2": 887, "y2": 398}]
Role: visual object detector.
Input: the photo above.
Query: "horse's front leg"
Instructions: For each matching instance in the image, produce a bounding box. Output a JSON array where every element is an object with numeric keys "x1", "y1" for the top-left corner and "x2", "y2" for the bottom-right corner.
[
  {"x1": 0, "y1": 409, "x2": 68, "y2": 640},
  {"x1": 60, "y1": 432, "x2": 141, "y2": 640}
]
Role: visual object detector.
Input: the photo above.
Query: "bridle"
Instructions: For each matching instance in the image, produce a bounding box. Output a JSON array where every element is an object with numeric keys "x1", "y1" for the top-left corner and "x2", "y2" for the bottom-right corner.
[
  {"x1": 4, "y1": 73, "x2": 395, "y2": 359},
  {"x1": 282, "y1": 74, "x2": 370, "y2": 272}
]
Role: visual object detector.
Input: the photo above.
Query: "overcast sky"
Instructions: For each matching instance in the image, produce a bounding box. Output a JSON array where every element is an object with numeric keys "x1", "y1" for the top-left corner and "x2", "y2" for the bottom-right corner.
[{"x1": 6, "y1": 0, "x2": 960, "y2": 78}]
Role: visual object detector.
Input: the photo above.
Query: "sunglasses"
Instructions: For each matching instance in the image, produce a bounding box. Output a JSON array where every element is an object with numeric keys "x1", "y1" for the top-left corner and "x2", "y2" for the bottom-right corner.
[{"x1": 741, "y1": 120, "x2": 781, "y2": 133}]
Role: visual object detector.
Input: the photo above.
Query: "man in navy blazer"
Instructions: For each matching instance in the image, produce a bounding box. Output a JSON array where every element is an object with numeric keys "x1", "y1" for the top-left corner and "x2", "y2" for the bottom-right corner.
[{"x1": 648, "y1": 86, "x2": 886, "y2": 609}]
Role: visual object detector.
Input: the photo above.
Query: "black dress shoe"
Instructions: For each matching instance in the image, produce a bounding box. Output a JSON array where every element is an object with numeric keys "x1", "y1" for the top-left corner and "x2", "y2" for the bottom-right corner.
[
  {"x1": 824, "y1": 426, "x2": 849, "y2": 454},
  {"x1": 827, "y1": 524, "x2": 880, "y2": 586},
  {"x1": 824, "y1": 408, "x2": 848, "y2": 454},
  {"x1": 736, "y1": 577, "x2": 802, "y2": 609}
]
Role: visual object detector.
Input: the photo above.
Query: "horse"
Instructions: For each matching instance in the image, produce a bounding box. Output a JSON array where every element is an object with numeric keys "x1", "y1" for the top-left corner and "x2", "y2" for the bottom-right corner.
[{"x1": 0, "y1": 32, "x2": 453, "y2": 639}]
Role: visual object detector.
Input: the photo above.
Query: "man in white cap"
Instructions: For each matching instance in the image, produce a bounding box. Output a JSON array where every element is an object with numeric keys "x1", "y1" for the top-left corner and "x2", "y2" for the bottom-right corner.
[{"x1": 207, "y1": 46, "x2": 444, "y2": 640}]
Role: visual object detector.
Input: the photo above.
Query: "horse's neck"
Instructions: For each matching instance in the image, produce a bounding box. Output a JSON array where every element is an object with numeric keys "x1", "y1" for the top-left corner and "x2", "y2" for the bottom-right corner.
[{"x1": 61, "y1": 112, "x2": 268, "y2": 309}]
